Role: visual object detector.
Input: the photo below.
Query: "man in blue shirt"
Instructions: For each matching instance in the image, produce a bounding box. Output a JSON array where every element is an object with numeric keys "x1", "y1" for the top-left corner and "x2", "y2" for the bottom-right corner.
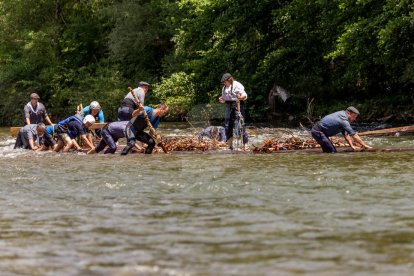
[
  {"x1": 54, "y1": 114, "x2": 96, "y2": 152},
  {"x1": 121, "y1": 103, "x2": 169, "y2": 155},
  {"x1": 311, "y1": 106, "x2": 372, "y2": 153}
]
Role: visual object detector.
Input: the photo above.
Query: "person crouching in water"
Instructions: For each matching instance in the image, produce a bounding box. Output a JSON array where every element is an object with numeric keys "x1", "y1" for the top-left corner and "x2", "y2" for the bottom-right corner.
[
  {"x1": 14, "y1": 123, "x2": 47, "y2": 150},
  {"x1": 54, "y1": 114, "x2": 96, "y2": 152},
  {"x1": 198, "y1": 126, "x2": 226, "y2": 142},
  {"x1": 121, "y1": 103, "x2": 169, "y2": 155},
  {"x1": 87, "y1": 121, "x2": 129, "y2": 154},
  {"x1": 311, "y1": 106, "x2": 372, "y2": 153}
]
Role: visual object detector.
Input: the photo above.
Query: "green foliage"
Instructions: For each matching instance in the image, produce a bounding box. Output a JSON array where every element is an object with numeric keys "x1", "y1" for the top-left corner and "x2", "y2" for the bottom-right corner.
[
  {"x1": 152, "y1": 72, "x2": 197, "y2": 119},
  {"x1": 1, "y1": 0, "x2": 414, "y2": 126}
]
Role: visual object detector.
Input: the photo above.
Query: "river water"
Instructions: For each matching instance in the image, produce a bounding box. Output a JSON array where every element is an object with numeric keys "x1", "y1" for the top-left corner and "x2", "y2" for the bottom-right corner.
[{"x1": 1, "y1": 125, "x2": 414, "y2": 275}]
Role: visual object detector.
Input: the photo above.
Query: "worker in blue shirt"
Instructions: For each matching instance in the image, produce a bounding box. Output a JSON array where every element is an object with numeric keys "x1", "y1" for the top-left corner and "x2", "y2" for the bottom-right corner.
[{"x1": 311, "y1": 106, "x2": 372, "y2": 153}]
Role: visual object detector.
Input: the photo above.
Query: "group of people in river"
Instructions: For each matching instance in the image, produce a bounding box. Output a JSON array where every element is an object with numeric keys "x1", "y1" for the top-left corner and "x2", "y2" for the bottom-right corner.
[{"x1": 13, "y1": 73, "x2": 372, "y2": 154}]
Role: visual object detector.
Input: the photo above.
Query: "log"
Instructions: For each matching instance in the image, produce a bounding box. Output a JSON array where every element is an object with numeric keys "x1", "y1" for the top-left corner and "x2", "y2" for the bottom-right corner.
[
  {"x1": 10, "y1": 123, "x2": 107, "y2": 137},
  {"x1": 359, "y1": 125, "x2": 414, "y2": 136}
]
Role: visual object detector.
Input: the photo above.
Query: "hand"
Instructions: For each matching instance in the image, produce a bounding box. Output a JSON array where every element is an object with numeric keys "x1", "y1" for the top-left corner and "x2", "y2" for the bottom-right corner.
[
  {"x1": 219, "y1": 97, "x2": 225, "y2": 103},
  {"x1": 351, "y1": 146, "x2": 362, "y2": 151}
]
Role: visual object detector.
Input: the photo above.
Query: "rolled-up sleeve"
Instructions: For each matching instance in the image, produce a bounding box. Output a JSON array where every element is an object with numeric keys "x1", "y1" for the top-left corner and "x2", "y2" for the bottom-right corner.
[
  {"x1": 233, "y1": 82, "x2": 247, "y2": 99},
  {"x1": 341, "y1": 120, "x2": 356, "y2": 135}
]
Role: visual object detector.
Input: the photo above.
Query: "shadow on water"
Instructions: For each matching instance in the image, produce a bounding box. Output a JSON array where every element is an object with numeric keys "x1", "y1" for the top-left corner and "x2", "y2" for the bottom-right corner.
[{"x1": 0, "y1": 126, "x2": 414, "y2": 275}]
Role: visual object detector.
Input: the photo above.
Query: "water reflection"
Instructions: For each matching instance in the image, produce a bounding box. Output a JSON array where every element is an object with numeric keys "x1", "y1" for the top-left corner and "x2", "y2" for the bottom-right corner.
[{"x1": 0, "y1": 126, "x2": 414, "y2": 275}]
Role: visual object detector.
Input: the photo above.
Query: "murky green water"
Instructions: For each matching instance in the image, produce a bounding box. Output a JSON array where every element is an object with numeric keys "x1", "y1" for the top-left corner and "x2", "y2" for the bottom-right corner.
[{"x1": 1, "y1": 126, "x2": 414, "y2": 275}]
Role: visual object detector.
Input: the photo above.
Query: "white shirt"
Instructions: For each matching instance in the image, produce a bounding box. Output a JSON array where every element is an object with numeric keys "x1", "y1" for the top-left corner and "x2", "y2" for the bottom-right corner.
[{"x1": 221, "y1": 80, "x2": 248, "y2": 101}]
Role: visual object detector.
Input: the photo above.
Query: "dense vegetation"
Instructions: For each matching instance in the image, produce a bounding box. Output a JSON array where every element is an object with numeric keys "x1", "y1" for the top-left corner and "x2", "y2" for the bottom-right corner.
[{"x1": 1, "y1": 0, "x2": 413, "y2": 126}]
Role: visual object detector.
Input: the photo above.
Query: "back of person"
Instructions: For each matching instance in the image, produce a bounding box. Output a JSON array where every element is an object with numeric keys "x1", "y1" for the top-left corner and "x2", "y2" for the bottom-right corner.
[
  {"x1": 14, "y1": 124, "x2": 37, "y2": 149},
  {"x1": 319, "y1": 110, "x2": 355, "y2": 137},
  {"x1": 57, "y1": 115, "x2": 85, "y2": 139},
  {"x1": 107, "y1": 121, "x2": 129, "y2": 139},
  {"x1": 118, "y1": 83, "x2": 149, "y2": 121}
]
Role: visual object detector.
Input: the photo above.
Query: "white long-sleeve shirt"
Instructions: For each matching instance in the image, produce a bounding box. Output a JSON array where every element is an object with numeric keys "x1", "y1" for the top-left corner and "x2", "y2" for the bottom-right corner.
[{"x1": 221, "y1": 80, "x2": 248, "y2": 101}]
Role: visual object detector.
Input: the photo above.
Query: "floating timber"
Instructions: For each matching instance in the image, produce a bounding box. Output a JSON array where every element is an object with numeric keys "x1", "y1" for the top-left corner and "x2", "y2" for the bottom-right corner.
[
  {"x1": 359, "y1": 125, "x2": 414, "y2": 136},
  {"x1": 10, "y1": 123, "x2": 107, "y2": 136}
]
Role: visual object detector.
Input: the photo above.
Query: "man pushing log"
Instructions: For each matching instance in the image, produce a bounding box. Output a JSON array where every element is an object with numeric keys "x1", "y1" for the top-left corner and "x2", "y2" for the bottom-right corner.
[{"x1": 311, "y1": 106, "x2": 372, "y2": 153}]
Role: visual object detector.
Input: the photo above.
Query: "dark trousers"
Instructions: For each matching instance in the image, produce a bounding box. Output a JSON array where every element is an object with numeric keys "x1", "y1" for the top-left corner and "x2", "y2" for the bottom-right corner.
[
  {"x1": 14, "y1": 132, "x2": 26, "y2": 149},
  {"x1": 95, "y1": 127, "x2": 118, "y2": 154},
  {"x1": 117, "y1": 106, "x2": 133, "y2": 121},
  {"x1": 224, "y1": 101, "x2": 248, "y2": 144},
  {"x1": 311, "y1": 128, "x2": 337, "y2": 153},
  {"x1": 122, "y1": 125, "x2": 155, "y2": 155}
]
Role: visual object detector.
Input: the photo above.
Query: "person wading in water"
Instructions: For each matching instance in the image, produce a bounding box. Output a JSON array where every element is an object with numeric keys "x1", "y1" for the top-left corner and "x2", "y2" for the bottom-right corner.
[{"x1": 218, "y1": 73, "x2": 248, "y2": 150}]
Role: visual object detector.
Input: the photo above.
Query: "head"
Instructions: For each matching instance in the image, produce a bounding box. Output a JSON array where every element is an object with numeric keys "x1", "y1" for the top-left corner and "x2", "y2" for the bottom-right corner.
[
  {"x1": 156, "y1": 103, "x2": 169, "y2": 118},
  {"x1": 30, "y1": 92, "x2": 40, "y2": 105},
  {"x1": 83, "y1": 114, "x2": 95, "y2": 128},
  {"x1": 139, "y1": 81, "x2": 150, "y2": 93},
  {"x1": 346, "y1": 106, "x2": 360, "y2": 122},
  {"x1": 36, "y1": 123, "x2": 46, "y2": 136},
  {"x1": 221, "y1": 73, "x2": 233, "y2": 86},
  {"x1": 89, "y1": 101, "x2": 101, "y2": 116},
  {"x1": 210, "y1": 126, "x2": 219, "y2": 140}
]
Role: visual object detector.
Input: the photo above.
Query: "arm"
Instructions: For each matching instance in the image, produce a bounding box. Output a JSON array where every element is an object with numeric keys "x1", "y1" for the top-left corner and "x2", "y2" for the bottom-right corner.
[
  {"x1": 24, "y1": 105, "x2": 31, "y2": 125},
  {"x1": 344, "y1": 133, "x2": 359, "y2": 151},
  {"x1": 45, "y1": 115, "x2": 53, "y2": 125},
  {"x1": 98, "y1": 110, "x2": 105, "y2": 123},
  {"x1": 80, "y1": 134, "x2": 94, "y2": 149},
  {"x1": 234, "y1": 82, "x2": 247, "y2": 100},
  {"x1": 352, "y1": 133, "x2": 372, "y2": 149},
  {"x1": 131, "y1": 104, "x2": 144, "y2": 117},
  {"x1": 28, "y1": 138, "x2": 38, "y2": 150}
]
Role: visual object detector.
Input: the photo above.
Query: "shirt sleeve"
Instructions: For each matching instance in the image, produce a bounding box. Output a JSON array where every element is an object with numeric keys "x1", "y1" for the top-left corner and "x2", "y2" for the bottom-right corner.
[
  {"x1": 234, "y1": 82, "x2": 248, "y2": 99},
  {"x1": 341, "y1": 120, "x2": 356, "y2": 135},
  {"x1": 98, "y1": 110, "x2": 105, "y2": 123},
  {"x1": 82, "y1": 106, "x2": 89, "y2": 116},
  {"x1": 24, "y1": 104, "x2": 30, "y2": 118},
  {"x1": 152, "y1": 118, "x2": 160, "y2": 129}
]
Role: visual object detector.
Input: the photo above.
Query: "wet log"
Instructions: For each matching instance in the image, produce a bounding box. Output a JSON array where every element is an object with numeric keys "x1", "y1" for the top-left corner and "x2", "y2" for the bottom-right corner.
[
  {"x1": 359, "y1": 125, "x2": 414, "y2": 136},
  {"x1": 10, "y1": 123, "x2": 107, "y2": 136}
]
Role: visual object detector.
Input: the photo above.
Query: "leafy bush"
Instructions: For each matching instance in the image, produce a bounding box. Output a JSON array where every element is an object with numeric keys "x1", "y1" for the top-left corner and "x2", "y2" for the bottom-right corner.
[{"x1": 152, "y1": 72, "x2": 197, "y2": 120}]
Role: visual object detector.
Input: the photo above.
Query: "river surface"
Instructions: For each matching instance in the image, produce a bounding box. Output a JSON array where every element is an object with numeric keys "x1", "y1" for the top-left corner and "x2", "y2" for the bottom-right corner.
[{"x1": 1, "y1": 125, "x2": 414, "y2": 275}]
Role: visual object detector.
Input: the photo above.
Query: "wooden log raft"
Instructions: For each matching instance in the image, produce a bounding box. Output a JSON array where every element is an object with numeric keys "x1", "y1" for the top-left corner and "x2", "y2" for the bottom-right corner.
[{"x1": 10, "y1": 123, "x2": 107, "y2": 137}]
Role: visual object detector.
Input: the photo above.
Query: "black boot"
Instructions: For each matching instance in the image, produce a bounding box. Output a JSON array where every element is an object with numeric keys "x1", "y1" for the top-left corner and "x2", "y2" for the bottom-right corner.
[{"x1": 120, "y1": 144, "x2": 133, "y2": 155}]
